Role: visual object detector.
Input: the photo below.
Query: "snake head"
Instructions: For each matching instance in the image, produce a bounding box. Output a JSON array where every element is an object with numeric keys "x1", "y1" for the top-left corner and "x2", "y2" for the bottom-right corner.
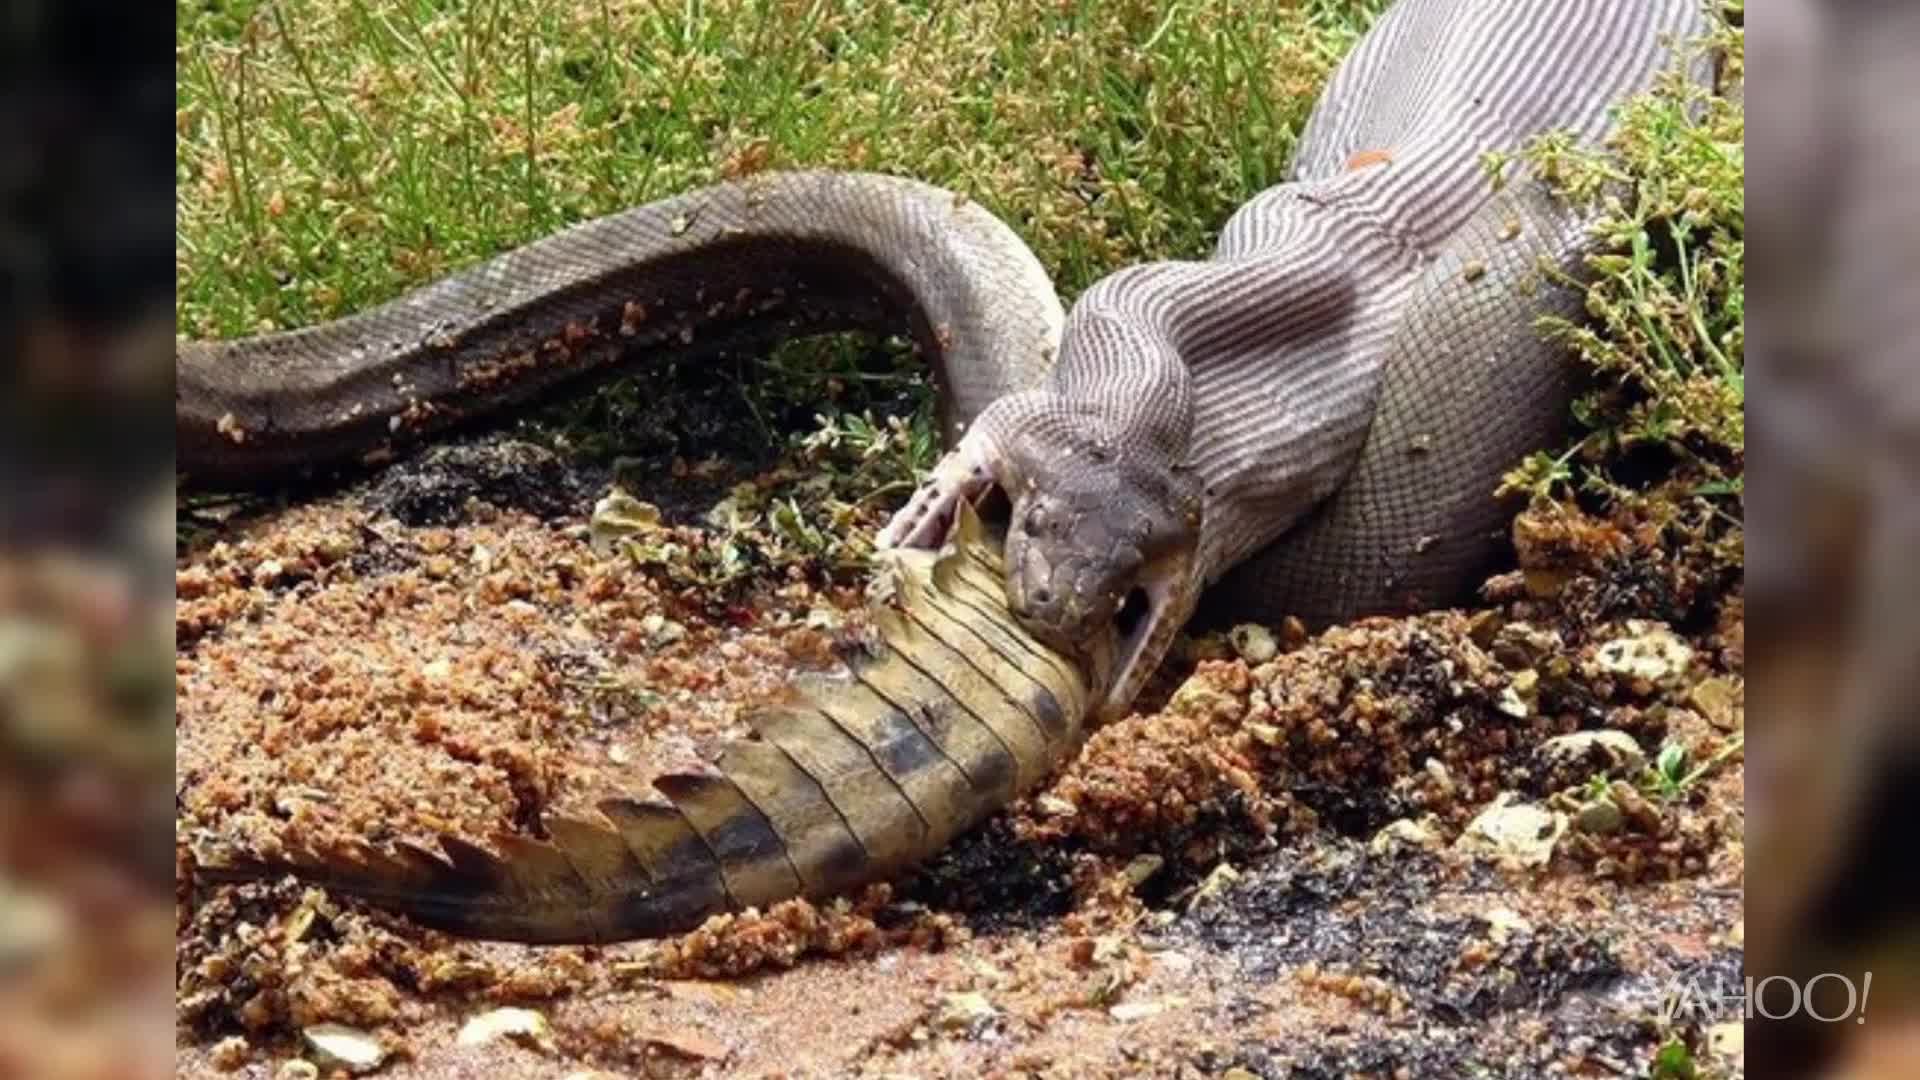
[
  {"x1": 877, "y1": 396, "x2": 1203, "y2": 721},
  {"x1": 999, "y1": 434, "x2": 1204, "y2": 722}
]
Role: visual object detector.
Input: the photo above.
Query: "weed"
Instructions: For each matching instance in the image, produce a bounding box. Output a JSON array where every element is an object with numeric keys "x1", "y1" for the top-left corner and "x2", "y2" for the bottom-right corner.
[{"x1": 1498, "y1": 4, "x2": 1745, "y2": 580}]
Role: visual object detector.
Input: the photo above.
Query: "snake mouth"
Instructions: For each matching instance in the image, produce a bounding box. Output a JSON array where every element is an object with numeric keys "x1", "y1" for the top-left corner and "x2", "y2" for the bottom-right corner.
[{"x1": 1096, "y1": 562, "x2": 1186, "y2": 721}]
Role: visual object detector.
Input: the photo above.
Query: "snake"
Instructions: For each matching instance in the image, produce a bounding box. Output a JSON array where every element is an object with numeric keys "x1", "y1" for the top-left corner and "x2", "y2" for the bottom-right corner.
[{"x1": 185, "y1": 0, "x2": 1716, "y2": 940}]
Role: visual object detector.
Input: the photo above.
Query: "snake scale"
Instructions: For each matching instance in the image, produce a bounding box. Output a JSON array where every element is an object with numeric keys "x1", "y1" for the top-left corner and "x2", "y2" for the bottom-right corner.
[{"x1": 187, "y1": 0, "x2": 1714, "y2": 941}]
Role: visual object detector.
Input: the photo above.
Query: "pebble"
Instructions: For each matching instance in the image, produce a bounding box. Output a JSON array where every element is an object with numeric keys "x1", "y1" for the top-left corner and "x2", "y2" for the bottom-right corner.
[
  {"x1": 936, "y1": 991, "x2": 997, "y2": 1033},
  {"x1": 1593, "y1": 621, "x2": 1693, "y2": 683},
  {"x1": 1536, "y1": 730, "x2": 1647, "y2": 775},
  {"x1": 1123, "y1": 854, "x2": 1165, "y2": 888},
  {"x1": 1482, "y1": 907, "x2": 1534, "y2": 944},
  {"x1": 1606, "y1": 779, "x2": 1665, "y2": 834},
  {"x1": 1035, "y1": 794, "x2": 1078, "y2": 818},
  {"x1": 1689, "y1": 676, "x2": 1741, "y2": 729},
  {"x1": 641, "y1": 613, "x2": 686, "y2": 648},
  {"x1": 456, "y1": 1006, "x2": 555, "y2": 1052},
  {"x1": 1228, "y1": 623, "x2": 1278, "y2": 663},
  {"x1": 302, "y1": 1024, "x2": 386, "y2": 1074},
  {"x1": 1370, "y1": 816, "x2": 1443, "y2": 856},
  {"x1": 1188, "y1": 862, "x2": 1241, "y2": 909},
  {"x1": 1456, "y1": 793, "x2": 1567, "y2": 869},
  {"x1": 1497, "y1": 668, "x2": 1540, "y2": 717},
  {"x1": 1573, "y1": 798, "x2": 1625, "y2": 835}
]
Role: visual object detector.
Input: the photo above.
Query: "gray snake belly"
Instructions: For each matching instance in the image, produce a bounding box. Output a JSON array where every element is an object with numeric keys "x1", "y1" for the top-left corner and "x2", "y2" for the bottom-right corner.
[{"x1": 185, "y1": 0, "x2": 1716, "y2": 941}]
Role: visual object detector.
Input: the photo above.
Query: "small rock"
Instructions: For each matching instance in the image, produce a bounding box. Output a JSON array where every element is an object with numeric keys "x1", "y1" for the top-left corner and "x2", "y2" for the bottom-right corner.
[
  {"x1": 640, "y1": 613, "x2": 686, "y2": 648},
  {"x1": 253, "y1": 559, "x2": 286, "y2": 586},
  {"x1": 1606, "y1": 779, "x2": 1665, "y2": 834},
  {"x1": 589, "y1": 491, "x2": 665, "y2": 556},
  {"x1": 1245, "y1": 720, "x2": 1281, "y2": 747},
  {"x1": 277, "y1": 1062, "x2": 320, "y2": 1080},
  {"x1": 1593, "y1": 621, "x2": 1693, "y2": 683},
  {"x1": 1122, "y1": 854, "x2": 1165, "y2": 889},
  {"x1": 1279, "y1": 616, "x2": 1309, "y2": 649},
  {"x1": 1689, "y1": 676, "x2": 1742, "y2": 730},
  {"x1": 456, "y1": 1007, "x2": 555, "y2": 1052},
  {"x1": 1188, "y1": 862, "x2": 1241, "y2": 909},
  {"x1": 302, "y1": 1024, "x2": 386, "y2": 1074},
  {"x1": 936, "y1": 991, "x2": 998, "y2": 1033},
  {"x1": 1504, "y1": 667, "x2": 1540, "y2": 717},
  {"x1": 1423, "y1": 757, "x2": 1455, "y2": 796},
  {"x1": 1035, "y1": 794, "x2": 1078, "y2": 818},
  {"x1": 1456, "y1": 793, "x2": 1567, "y2": 869},
  {"x1": 1228, "y1": 623, "x2": 1277, "y2": 663},
  {"x1": 1370, "y1": 816, "x2": 1443, "y2": 856},
  {"x1": 1536, "y1": 730, "x2": 1647, "y2": 776},
  {"x1": 421, "y1": 657, "x2": 452, "y2": 681},
  {"x1": 1492, "y1": 622, "x2": 1563, "y2": 668},
  {"x1": 1467, "y1": 610, "x2": 1504, "y2": 648},
  {"x1": 1223, "y1": 1069, "x2": 1261, "y2": 1080},
  {"x1": 1573, "y1": 798, "x2": 1625, "y2": 835},
  {"x1": 210, "y1": 1035, "x2": 250, "y2": 1071},
  {"x1": 1493, "y1": 691, "x2": 1526, "y2": 721},
  {"x1": 282, "y1": 899, "x2": 322, "y2": 944}
]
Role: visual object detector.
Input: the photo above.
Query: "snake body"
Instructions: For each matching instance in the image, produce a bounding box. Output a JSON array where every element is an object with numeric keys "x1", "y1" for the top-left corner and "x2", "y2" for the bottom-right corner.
[{"x1": 188, "y1": 0, "x2": 1713, "y2": 940}]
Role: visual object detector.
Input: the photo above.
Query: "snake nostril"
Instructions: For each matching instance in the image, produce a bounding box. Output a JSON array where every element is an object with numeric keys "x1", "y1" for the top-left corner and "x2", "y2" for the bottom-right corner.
[{"x1": 1034, "y1": 587, "x2": 1051, "y2": 604}]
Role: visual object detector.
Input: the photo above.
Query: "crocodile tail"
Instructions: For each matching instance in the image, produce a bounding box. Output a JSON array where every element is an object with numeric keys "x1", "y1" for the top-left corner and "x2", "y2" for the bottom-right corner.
[{"x1": 196, "y1": 501, "x2": 1090, "y2": 943}]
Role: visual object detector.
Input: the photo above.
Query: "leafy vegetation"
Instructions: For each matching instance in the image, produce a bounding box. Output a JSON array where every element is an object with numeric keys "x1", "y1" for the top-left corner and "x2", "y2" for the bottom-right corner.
[
  {"x1": 1498, "y1": 3, "x2": 1745, "y2": 573},
  {"x1": 176, "y1": 0, "x2": 1385, "y2": 329}
]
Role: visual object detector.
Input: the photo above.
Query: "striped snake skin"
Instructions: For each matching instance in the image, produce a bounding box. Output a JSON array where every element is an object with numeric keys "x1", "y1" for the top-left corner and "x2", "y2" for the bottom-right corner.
[
  {"x1": 883, "y1": 0, "x2": 1716, "y2": 715},
  {"x1": 186, "y1": 1, "x2": 1718, "y2": 940}
]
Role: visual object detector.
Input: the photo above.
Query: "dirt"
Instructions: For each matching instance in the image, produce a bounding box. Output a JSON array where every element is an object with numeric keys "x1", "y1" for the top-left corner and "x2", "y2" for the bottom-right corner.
[{"x1": 174, "y1": 430, "x2": 1746, "y2": 1079}]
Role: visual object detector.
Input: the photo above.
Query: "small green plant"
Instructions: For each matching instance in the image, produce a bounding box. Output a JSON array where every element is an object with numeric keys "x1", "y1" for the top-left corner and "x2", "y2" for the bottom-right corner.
[
  {"x1": 1648, "y1": 1037, "x2": 1698, "y2": 1080},
  {"x1": 1498, "y1": 5, "x2": 1744, "y2": 574},
  {"x1": 1649, "y1": 742, "x2": 1691, "y2": 800},
  {"x1": 1643, "y1": 734, "x2": 1745, "y2": 803}
]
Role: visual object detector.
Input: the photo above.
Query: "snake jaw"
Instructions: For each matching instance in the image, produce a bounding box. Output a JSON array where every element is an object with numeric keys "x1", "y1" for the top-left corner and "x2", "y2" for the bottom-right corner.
[{"x1": 1096, "y1": 550, "x2": 1199, "y2": 722}]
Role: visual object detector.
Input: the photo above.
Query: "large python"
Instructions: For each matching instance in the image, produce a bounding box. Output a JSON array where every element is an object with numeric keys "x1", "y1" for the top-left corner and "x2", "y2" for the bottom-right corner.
[{"x1": 186, "y1": 0, "x2": 1715, "y2": 941}]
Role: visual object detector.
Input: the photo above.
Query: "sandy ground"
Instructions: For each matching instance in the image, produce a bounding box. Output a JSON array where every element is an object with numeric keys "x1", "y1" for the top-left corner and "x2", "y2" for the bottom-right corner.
[{"x1": 175, "y1": 433, "x2": 1746, "y2": 1079}]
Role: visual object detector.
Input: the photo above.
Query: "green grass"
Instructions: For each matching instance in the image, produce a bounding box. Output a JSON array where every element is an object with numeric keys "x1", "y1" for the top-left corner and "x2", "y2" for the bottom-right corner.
[
  {"x1": 176, "y1": 0, "x2": 1389, "y2": 474},
  {"x1": 176, "y1": 0, "x2": 1383, "y2": 338}
]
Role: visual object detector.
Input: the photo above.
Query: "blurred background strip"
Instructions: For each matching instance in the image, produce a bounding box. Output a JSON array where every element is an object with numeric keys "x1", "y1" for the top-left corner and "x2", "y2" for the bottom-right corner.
[{"x1": 0, "y1": 0, "x2": 175, "y2": 1077}]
